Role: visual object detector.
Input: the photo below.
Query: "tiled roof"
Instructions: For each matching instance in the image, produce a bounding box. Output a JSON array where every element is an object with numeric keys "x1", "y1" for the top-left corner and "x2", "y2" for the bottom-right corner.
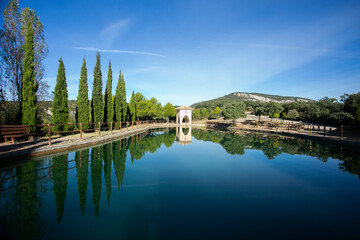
[{"x1": 175, "y1": 106, "x2": 194, "y2": 110}]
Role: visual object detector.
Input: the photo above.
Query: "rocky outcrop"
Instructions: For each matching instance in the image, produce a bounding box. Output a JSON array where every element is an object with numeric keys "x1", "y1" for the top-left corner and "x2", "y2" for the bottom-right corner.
[{"x1": 233, "y1": 92, "x2": 310, "y2": 103}]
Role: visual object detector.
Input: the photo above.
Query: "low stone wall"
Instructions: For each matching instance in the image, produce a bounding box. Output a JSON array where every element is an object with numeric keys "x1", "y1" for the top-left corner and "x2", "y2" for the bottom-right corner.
[
  {"x1": 228, "y1": 126, "x2": 360, "y2": 148},
  {"x1": 0, "y1": 123, "x2": 206, "y2": 162}
]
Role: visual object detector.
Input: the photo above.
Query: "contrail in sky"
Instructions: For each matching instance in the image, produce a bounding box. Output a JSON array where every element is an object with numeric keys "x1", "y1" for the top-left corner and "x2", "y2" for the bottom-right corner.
[{"x1": 73, "y1": 47, "x2": 167, "y2": 58}]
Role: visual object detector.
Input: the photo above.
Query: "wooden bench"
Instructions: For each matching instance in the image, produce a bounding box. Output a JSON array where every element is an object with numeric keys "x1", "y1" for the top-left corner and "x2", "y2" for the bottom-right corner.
[{"x1": 0, "y1": 125, "x2": 35, "y2": 144}]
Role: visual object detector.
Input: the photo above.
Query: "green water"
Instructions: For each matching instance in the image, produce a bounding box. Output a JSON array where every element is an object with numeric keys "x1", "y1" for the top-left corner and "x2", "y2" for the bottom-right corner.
[{"x1": 1, "y1": 128, "x2": 360, "y2": 240}]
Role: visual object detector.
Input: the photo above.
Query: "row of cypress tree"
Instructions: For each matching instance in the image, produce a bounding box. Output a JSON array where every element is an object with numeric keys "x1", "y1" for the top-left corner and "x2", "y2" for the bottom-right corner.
[{"x1": 52, "y1": 52, "x2": 128, "y2": 131}]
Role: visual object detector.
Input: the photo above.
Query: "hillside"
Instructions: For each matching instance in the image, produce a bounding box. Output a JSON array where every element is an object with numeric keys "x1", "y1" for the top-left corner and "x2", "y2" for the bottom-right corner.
[
  {"x1": 191, "y1": 92, "x2": 312, "y2": 109},
  {"x1": 38, "y1": 100, "x2": 78, "y2": 123}
]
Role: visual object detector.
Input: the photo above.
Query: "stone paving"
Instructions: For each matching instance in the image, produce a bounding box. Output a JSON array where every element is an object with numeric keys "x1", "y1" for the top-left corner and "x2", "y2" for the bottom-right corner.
[
  {"x1": 0, "y1": 123, "x2": 179, "y2": 161},
  {"x1": 227, "y1": 125, "x2": 360, "y2": 148}
]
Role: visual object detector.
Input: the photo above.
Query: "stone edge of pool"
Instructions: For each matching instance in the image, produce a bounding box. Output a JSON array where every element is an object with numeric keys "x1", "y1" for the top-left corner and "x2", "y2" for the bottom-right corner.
[
  {"x1": 0, "y1": 124, "x2": 205, "y2": 162},
  {"x1": 227, "y1": 126, "x2": 360, "y2": 149},
  {"x1": 1, "y1": 123, "x2": 359, "y2": 163}
]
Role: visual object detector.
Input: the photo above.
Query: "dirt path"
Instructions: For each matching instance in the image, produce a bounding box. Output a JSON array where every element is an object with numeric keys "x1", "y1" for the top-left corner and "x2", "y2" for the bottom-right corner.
[{"x1": 0, "y1": 124, "x2": 180, "y2": 161}]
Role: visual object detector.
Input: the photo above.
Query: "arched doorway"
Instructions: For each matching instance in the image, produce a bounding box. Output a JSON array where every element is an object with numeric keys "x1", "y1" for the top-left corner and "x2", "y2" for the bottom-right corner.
[{"x1": 182, "y1": 115, "x2": 189, "y2": 124}]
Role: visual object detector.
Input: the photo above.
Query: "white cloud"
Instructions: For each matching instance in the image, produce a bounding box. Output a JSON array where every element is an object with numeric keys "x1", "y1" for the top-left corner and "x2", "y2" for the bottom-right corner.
[
  {"x1": 100, "y1": 19, "x2": 130, "y2": 45},
  {"x1": 73, "y1": 47, "x2": 167, "y2": 58}
]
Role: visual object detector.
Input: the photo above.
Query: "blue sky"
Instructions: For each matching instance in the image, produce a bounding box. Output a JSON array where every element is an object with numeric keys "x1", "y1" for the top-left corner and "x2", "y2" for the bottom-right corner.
[{"x1": 1, "y1": 0, "x2": 360, "y2": 106}]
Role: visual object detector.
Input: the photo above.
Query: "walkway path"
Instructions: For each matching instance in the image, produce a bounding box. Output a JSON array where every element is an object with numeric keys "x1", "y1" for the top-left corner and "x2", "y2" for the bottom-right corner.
[
  {"x1": 0, "y1": 123, "x2": 181, "y2": 161},
  {"x1": 227, "y1": 125, "x2": 360, "y2": 148}
]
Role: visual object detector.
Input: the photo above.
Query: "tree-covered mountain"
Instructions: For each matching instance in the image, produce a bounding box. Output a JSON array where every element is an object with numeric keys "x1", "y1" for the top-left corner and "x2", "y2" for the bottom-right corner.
[
  {"x1": 191, "y1": 92, "x2": 311, "y2": 109},
  {"x1": 190, "y1": 92, "x2": 360, "y2": 126}
]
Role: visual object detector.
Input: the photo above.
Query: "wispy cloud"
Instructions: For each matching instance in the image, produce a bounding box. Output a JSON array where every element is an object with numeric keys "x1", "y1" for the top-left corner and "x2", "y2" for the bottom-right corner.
[
  {"x1": 100, "y1": 19, "x2": 130, "y2": 45},
  {"x1": 73, "y1": 47, "x2": 167, "y2": 58}
]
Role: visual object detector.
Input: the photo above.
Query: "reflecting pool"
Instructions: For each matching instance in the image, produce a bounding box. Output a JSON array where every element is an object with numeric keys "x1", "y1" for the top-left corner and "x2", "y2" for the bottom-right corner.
[{"x1": 1, "y1": 128, "x2": 360, "y2": 240}]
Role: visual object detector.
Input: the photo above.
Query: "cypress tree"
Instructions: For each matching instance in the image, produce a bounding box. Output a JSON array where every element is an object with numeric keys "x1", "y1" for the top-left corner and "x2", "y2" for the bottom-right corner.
[
  {"x1": 21, "y1": 22, "x2": 38, "y2": 126},
  {"x1": 129, "y1": 91, "x2": 136, "y2": 122},
  {"x1": 77, "y1": 58, "x2": 89, "y2": 130},
  {"x1": 52, "y1": 58, "x2": 69, "y2": 131},
  {"x1": 120, "y1": 73, "x2": 127, "y2": 121},
  {"x1": 104, "y1": 60, "x2": 113, "y2": 123},
  {"x1": 91, "y1": 52, "x2": 103, "y2": 123},
  {"x1": 114, "y1": 71, "x2": 122, "y2": 124},
  {"x1": 114, "y1": 70, "x2": 127, "y2": 123}
]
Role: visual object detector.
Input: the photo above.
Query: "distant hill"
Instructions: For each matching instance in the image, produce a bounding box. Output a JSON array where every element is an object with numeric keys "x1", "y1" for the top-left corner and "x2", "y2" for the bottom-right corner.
[
  {"x1": 38, "y1": 100, "x2": 78, "y2": 123},
  {"x1": 191, "y1": 92, "x2": 312, "y2": 108},
  {"x1": 38, "y1": 100, "x2": 78, "y2": 114}
]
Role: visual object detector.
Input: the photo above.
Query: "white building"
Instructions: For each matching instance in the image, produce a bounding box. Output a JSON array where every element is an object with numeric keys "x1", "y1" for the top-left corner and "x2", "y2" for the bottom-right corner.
[{"x1": 175, "y1": 106, "x2": 193, "y2": 125}]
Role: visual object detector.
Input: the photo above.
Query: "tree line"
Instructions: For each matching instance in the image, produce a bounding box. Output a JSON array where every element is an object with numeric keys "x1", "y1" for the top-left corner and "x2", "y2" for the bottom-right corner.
[
  {"x1": 52, "y1": 52, "x2": 177, "y2": 131},
  {"x1": 192, "y1": 102, "x2": 247, "y2": 123},
  {"x1": 192, "y1": 93, "x2": 360, "y2": 126},
  {"x1": 0, "y1": 0, "x2": 177, "y2": 127}
]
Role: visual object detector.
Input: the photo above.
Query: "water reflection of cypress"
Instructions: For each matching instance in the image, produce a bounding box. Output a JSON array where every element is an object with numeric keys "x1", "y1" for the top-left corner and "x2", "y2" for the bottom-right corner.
[
  {"x1": 17, "y1": 161, "x2": 43, "y2": 240},
  {"x1": 113, "y1": 139, "x2": 127, "y2": 190},
  {"x1": 103, "y1": 143, "x2": 112, "y2": 206},
  {"x1": 52, "y1": 154, "x2": 69, "y2": 222},
  {"x1": 91, "y1": 147, "x2": 102, "y2": 218},
  {"x1": 75, "y1": 149, "x2": 89, "y2": 215},
  {"x1": 0, "y1": 162, "x2": 45, "y2": 239},
  {"x1": 192, "y1": 129, "x2": 360, "y2": 177},
  {"x1": 129, "y1": 136, "x2": 136, "y2": 163}
]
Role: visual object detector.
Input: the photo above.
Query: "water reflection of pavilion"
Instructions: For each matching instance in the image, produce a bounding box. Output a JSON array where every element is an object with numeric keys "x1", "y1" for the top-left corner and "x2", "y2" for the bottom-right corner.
[{"x1": 176, "y1": 127, "x2": 192, "y2": 145}]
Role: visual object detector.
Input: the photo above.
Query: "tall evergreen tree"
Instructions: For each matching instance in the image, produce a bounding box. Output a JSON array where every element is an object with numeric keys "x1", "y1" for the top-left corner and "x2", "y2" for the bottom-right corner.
[
  {"x1": 91, "y1": 52, "x2": 103, "y2": 123},
  {"x1": 114, "y1": 70, "x2": 127, "y2": 123},
  {"x1": 52, "y1": 58, "x2": 69, "y2": 131},
  {"x1": 114, "y1": 71, "x2": 121, "y2": 124},
  {"x1": 76, "y1": 58, "x2": 89, "y2": 129},
  {"x1": 1, "y1": 0, "x2": 49, "y2": 123},
  {"x1": 129, "y1": 91, "x2": 136, "y2": 122},
  {"x1": 21, "y1": 22, "x2": 38, "y2": 126},
  {"x1": 104, "y1": 60, "x2": 113, "y2": 123},
  {"x1": 120, "y1": 73, "x2": 128, "y2": 121},
  {"x1": 131, "y1": 92, "x2": 145, "y2": 120}
]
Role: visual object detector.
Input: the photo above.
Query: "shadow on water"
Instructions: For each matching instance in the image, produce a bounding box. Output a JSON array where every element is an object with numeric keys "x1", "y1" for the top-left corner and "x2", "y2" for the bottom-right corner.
[
  {"x1": 0, "y1": 129, "x2": 175, "y2": 239},
  {"x1": 0, "y1": 128, "x2": 359, "y2": 239}
]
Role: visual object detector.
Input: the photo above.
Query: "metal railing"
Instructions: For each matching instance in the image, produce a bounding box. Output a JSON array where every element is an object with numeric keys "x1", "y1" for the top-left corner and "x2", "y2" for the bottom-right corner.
[
  {"x1": 0, "y1": 120, "x2": 176, "y2": 145},
  {"x1": 207, "y1": 120, "x2": 360, "y2": 142}
]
